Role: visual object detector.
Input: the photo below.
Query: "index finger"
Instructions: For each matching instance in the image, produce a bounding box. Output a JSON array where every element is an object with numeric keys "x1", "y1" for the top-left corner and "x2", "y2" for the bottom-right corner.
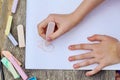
[
  {"x1": 37, "y1": 19, "x2": 49, "y2": 39},
  {"x1": 69, "y1": 44, "x2": 94, "y2": 50}
]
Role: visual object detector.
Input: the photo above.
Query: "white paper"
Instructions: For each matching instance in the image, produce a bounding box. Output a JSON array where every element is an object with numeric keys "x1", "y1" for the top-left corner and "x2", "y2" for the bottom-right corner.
[{"x1": 26, "y1": 0, "x2": 120, "y2": 70}]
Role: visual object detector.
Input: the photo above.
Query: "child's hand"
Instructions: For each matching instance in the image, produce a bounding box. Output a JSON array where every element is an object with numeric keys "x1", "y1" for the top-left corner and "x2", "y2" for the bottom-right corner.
[
  {"x1": 38, "y1": 13, "x2": 80, "y2": 41},
  {"x1": 68, "y1": 34, "x2": 120, "y2": 76}
]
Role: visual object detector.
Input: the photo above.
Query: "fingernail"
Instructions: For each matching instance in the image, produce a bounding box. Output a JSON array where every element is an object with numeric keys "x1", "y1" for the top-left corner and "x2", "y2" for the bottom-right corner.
[
  {"x1": 69, "y1": 45, "x2": 73, "y2": 50},
  {"x1": 68, "y1": 57, "x2": 73, "y2": 61},
  {"x1": 47, "y1": 37, "x2": 52, "y2": 41},
  {"x1": 73, "y1": 64, "x2": 78, "y2": 69}
]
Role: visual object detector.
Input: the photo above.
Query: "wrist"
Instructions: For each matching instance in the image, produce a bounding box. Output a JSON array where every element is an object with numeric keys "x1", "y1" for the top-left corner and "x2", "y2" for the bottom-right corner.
[{"x1": 68, "y1": 12, "x2": 84, "y2": 27}]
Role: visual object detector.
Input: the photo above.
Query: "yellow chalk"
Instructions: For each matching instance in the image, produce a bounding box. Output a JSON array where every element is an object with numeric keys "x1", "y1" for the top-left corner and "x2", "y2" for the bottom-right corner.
[{"x1": 5, "y1": 15, "x2": 13, "y2": 36}]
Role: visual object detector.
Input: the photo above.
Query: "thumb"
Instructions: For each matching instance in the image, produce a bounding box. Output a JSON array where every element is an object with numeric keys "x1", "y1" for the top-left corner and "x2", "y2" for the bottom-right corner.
[
  {"x1": 88, "y1": 34, "x2": 107, "y2": 42},
  {"x1": 47, "y1": 28, "x2": 65, "y2": 41}
]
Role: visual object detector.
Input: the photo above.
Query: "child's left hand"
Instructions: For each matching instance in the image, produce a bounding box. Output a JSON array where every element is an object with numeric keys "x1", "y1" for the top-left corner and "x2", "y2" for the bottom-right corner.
[{"x1": 68, "y1": 34, "x2": 120, "y2": 76}]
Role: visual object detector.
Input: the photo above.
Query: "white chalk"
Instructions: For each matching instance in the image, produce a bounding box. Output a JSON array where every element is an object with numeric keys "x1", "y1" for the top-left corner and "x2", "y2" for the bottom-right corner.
[
  {"x1": 8, "y1": 33, "x2": 18, "y2": 46},
  {"x1": 12, "y1": 0, "x2": 19, "y2": 13},
  {"x1": 17, "y1": 24, "x2": 25, "y2": 47},
  {"x1": 45, "y1": 22, "x2": 55, "y2": 45}
]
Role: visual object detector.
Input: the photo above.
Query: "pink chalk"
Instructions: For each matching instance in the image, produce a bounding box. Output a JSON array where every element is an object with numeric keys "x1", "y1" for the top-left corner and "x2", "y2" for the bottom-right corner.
[
  {"x1": 9, "y1": 57, "x2": 28, "y2": 80},
  {"x1": 45, "y1": 22, "x2": 55, "y2": 45},
  {"x1": 2, "y1": 51, "x2": 28, "y2": 80},
  {"x1": 46, "y1": 22, "x2": 55, "y2": 38},
  {"x1": 12, "y1": 0, "x2": 19, "y2": 13},
  {"x1": 2, "y1": 51, "x2": 22, "y2": 66}
]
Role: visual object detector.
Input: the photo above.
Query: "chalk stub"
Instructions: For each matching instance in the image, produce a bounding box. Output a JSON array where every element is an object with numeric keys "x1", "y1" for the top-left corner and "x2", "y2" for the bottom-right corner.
[
  {"x1": 12, "y1": 0, "x2": 19, "y2": 13},
  {"x1": 17, "y1": 24, "x2": 26, "y2": 48},
  {"x1": 8, "y1": 33, "x2": 18, "y2": 46}
]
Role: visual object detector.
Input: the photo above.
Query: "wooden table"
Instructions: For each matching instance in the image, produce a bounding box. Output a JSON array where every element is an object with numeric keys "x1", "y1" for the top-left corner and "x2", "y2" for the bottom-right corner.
[{"x1": 0, "y1": 0, "x2": 115, "y2": 80}]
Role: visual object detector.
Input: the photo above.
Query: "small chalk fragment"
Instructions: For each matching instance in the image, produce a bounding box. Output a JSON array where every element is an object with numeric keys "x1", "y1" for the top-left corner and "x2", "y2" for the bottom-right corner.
[
  {"x1": 8, "y1": 33, "x2": 18, "y2": 46},
  {"x1": 28, "y1": 76, "x2": 37, "y2": 80},
  {"x1": 5, "y1": 15, "x2": 13, "y2": 36},
  {"x1": 17, "y1": 24, "x2": 26, "y2": 48},
  {"x1": 12, "y1": 0, "x2": 19, "y2": 13}
]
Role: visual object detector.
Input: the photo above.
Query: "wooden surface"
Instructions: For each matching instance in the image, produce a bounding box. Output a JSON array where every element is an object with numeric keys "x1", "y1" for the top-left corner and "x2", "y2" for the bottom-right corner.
[{"x1": 0, "y1": 0, "x2": 115, "y2": 80}]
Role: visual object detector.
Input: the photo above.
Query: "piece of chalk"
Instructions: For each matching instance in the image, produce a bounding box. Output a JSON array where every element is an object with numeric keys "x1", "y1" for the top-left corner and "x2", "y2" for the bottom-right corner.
[
  {"x1": 46, "y1": 22, "x2": 55, "y2": 45},
  {"x1": 12, "y1": 0, "x2": 19, "y2": 13},
  {"x1": 2, "y1": 51, "x2": 28, "y2": 80},
  {"x1": 28, "y1": 76, "x2": 37, "y2": 80},
  {"x1": 1, "y1": 57, "x2": 20, "y2": 79},
  {"x1": 2, "y1": 51, "x2": 22, "y2": 66},
  {"x1": 17, "y1": 25, "x2": 26, "y2": 48},
  {"x1": 8, "y1": 33, "x2": 18, "y2": 46},
  {"x1": 5, "y1": 15, "x2": 13, "y2": 36}
]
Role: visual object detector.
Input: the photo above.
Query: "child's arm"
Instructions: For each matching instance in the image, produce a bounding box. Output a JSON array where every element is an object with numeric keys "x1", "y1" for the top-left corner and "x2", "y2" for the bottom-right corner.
[
  {"x1": 68, "y1": 34, "x2": 120, "y2": 76},
  {"x1": 38, "y1": 0, "x2": 104, "y2": 41},
  {"x1": 72, "y1": 0, "x2": 104, "y2": 23}
]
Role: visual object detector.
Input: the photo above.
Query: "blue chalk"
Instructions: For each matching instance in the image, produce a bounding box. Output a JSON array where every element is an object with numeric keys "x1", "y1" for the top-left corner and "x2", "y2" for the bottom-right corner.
[{"x1": 28, "y1": 77, "x2": 37, "y2": 80}]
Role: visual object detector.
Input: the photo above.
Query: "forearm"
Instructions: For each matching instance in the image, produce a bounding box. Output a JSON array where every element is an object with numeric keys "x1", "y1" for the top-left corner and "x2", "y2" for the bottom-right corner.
[
  {"x1": 72, "y1": 0, "x2": 104, "y2": 22},
  {"x1": 118, "y1": 42, "x2": 120, "y2": 58}
]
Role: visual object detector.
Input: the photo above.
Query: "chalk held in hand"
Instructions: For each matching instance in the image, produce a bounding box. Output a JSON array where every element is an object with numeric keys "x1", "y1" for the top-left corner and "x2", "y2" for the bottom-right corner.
[
  {"x1": 45, "y1": 22, "x2": 55, "y2": 45},
  {"x1": 12, "y1": 0, "x2": 19, "y2": 13},
  {"x1": 17, "y1": 24, "x2": 26, "y2": 48},
  {"x1": 8, "y1": 33, "x2": 18, "y2": 46}
]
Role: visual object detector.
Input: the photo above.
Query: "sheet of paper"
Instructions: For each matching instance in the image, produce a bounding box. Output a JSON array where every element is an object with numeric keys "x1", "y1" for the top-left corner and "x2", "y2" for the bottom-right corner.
[{"x1": 26, "y1": 0, "x2": 120, "y2": 70}]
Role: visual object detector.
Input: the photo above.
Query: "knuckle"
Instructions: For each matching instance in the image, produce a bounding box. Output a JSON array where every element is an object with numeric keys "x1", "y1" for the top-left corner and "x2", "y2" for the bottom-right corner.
[
  {"x1": 48, "y1": 14, "x2": 55, "y2": 19},
  {"x1": 95, "y1": 68, "x2": 101, "y2": 72},
  {"x1": 80, "y1": 54, "x2": 85, "y2": 58},
  {"x1": 93, "y1": 34, "x2": 99, "y2": 37},
  {"x1": 94, "y1": 34, "x2": 99, "y2": 36},
  {"x1": 47, "y1": 14, "x2": 55, "y2": 22},
  {"x1": 102, "y1": 35, "x2": 109, "y2": 40},
  {"x1": 86, "y1": 61, "x2": 91, "y2": 65},
  {"x1": 80, "y1": 44, "x2": 85, "y2": 49}
]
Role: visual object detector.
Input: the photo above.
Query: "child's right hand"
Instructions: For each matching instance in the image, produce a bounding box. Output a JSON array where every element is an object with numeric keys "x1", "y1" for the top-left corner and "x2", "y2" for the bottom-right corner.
[
  {"x1": 37, "y1": 13, "x2": 80, "y2": 41},
  {"x1": 37, "y1": 0, "x2": 104, "y2": 41}
]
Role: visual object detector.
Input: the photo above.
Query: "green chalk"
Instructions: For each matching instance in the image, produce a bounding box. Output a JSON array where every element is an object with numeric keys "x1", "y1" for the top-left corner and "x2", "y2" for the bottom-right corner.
[{"x1": 1, "y1": 57, "x2": 20, "y2": 79}]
